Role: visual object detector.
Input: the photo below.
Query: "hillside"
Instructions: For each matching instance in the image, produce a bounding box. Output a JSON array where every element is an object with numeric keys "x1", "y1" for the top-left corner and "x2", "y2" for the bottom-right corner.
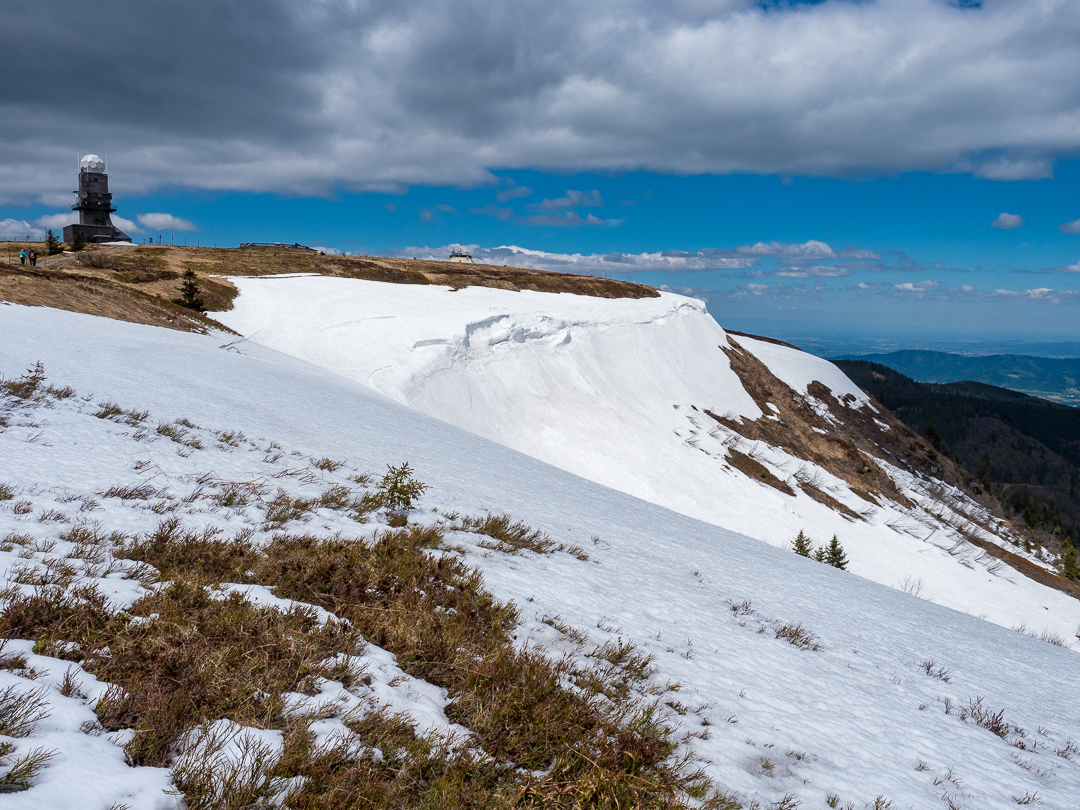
[
  {"x1": 3, "y1": 303, "x2": 1080, "y2": 808},
  {"x1": 217, "y1": 275, "x2": 1080, "y2": 618},
  {"x1": 0, "y1": 244, "x2": 656, "y2": 335},
  {"x1": 837, "y1": 360, "x2": 1080, "y2": 561},
  {"x1": 836, "y1": 349, "x2": 1080, "y2": 406}
]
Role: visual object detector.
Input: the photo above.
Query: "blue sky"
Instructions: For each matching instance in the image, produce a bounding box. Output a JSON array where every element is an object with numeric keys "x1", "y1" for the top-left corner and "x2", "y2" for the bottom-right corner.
[{"x1": 4, "y1": 0, "x2": 1080, "y2": 349}]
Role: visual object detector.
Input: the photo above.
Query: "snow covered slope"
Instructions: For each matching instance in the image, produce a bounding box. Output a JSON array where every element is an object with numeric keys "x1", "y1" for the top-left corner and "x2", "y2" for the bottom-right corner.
[
  {"x1": 2, "y1": 304, "x2": 1080, "y2": 808},
  {"x1": 218, "y1": 276, "x2": 1079, "y2": 636}
]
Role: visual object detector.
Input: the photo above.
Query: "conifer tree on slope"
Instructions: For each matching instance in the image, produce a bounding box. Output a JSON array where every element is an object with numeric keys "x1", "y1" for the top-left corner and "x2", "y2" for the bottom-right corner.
[
  {"x1": 826, "y1": 535, "x2": 848, "y2": 570},
  {"x1": 792, "y1": 530, "x2": 813, "y2": 557},
  {"x1": 173, "y1": 269, "x2": 205, "y2": 312}
]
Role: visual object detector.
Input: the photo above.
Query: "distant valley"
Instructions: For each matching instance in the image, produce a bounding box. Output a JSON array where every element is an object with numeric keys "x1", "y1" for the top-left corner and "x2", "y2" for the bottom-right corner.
[{"x1": 834, "y1": 349, "x2": 1080, "y2": 406}]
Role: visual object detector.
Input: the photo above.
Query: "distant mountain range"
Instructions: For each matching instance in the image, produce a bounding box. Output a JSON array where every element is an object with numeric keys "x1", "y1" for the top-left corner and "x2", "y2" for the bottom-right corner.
[{"x1": 832, "y1": 349, "x2": 1080, "y2": 406}]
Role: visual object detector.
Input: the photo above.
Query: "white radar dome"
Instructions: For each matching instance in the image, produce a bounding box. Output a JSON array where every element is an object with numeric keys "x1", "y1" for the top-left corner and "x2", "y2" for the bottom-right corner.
[{"x1": 80, "y1": 154, "x2": 105, "y2": 173}]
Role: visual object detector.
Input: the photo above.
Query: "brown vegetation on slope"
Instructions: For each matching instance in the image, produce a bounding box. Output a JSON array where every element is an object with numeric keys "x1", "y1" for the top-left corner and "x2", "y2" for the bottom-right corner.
[{"x1": 0, "y1": 243, "x2": 656, "y2": 334}]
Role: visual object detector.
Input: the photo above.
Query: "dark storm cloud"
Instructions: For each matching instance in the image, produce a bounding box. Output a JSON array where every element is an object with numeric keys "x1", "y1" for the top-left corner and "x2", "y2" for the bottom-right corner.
[{"x1": 5, "y1": 0, "x2": 1080, "y2": 203}]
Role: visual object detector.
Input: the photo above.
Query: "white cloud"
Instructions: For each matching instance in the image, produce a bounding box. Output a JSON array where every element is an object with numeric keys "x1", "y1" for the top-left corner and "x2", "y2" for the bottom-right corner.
[
  {"x1": 496, "y1": 182, "x2": 532, "y2": 202},
  {"x1": 0, "y1": 218, "x2": 40, "y2": 239},
  {"x1": 1058, "y1": 218, "x2": 1080, "y2": 234},
  {"x1": 518, "y1": 212, "x2": 620, "y2": 227},
  {"x1": 991, "y1": 212, "x2": 1025, "y2": 229},
  {"x1": 7, "y1": 0, "x2": 1080, "y2": 202},
  {"x1": 112, "y1": 216, "x2": 144, "y2": 235},
  {"x1": 894, "y1": 280, "x2": 941, "y2": 295},
  {"x1": 535, "y1": 190, "x2": 604, "y2": 211},
  {"x1": 136, "y1": 212, "x2": 197, "y2": 232},
  {"x1": 389, "y1": 243, "x2": 756, "y2": 273},
  {"x1": 33, "y1": 212, "x2": 78, "y2": 231}
]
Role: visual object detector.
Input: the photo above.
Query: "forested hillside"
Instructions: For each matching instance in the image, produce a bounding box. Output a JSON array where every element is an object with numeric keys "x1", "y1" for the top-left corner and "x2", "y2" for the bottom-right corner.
[
  {"x1": 835, "y1": 350, "x2": 1080, "y2": 405},
  {"x1": 837, "y1": 360, "x2": 1080, "y2": 570}
]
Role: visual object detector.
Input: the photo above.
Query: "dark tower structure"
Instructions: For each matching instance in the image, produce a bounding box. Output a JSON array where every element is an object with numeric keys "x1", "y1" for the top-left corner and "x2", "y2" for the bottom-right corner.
[{"x1": 62, "y1": 154, "x2": 131, "y2": 244}]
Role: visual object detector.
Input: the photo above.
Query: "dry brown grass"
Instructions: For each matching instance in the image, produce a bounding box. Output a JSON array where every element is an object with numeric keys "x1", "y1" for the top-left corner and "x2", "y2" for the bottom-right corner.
[
  {"x1": 725, "y1": 449, "x2": 794, "y2": 495},
  {"x1": 1, "y1": 243, "x2": 656, "y2": 336},
  {"x1": 102, "y1": 517, "x2": 731, "y2": 808}
]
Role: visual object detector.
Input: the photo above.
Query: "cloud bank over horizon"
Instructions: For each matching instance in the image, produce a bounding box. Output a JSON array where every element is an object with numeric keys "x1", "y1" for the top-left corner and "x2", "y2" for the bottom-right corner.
[{"x1": 4, "y1": 0, "x2": 1080, "y2": 204}]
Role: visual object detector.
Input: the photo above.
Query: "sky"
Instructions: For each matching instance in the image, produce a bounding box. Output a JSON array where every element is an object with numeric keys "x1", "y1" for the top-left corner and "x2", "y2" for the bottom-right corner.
[{"x1": 3, "y1": 0, "x2": 1080, "y2": 350}]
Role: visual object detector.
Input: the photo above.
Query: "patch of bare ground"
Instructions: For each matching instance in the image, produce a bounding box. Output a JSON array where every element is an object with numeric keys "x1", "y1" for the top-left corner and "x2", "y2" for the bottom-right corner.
[
  {"x1": 708, "y1": 337, "x2": 937, "y2": 510},
  {"x1": 1, "y1": 243, "x2": 656, "y2": 334},
  {"x1": 725, "y1": 449, "x2": 794, "y2": 495},
  {"x1": 0, "y1": 247, "x2": 237, "y2": 334},
  {"x1": 965, "y1": 537, "x2": 1080, "y2": 600},
  {"x1": 186, "y1": 244, "x2": 659, "y2": 298}
]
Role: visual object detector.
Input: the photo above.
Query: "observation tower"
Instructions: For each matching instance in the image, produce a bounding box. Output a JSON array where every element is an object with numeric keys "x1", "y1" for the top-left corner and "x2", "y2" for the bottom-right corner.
[{"x1": 62, "y1": 154, "x2": 131, "y2": 244}]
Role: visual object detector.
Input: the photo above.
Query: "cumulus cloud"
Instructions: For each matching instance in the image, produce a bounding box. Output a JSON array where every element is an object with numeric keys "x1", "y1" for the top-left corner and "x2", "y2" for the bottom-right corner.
[
  {"x1": 534, "y1": 190, "x2": 604, "y2": 211},
  {"x1": 991, "y1": 212, "x2": 1025, "y2": 229},
  {"x1": 0, "y1": 218, "x2": 39, "y2": 239},
  {"x1": 894, "y1": 280, "x2": 942, "y2": 295},
  {"x1": 136, "y1": 213, "x2": 198, "y2": 232},
  {"x1": 33, "y1": 212, "x2": 78, "y2": 231},
  {"x1": 1057, "y1": 218, "x2": 1080, "y2": 234},
  {"x1": 112, "y1": 215, "x2": 144, "y2": 235},
  {"x1": 496, "y1": 182, "x2": 532, "y2": 202},
  {"x1": 5, "y1": 1, "x2": 1080, "y2": 203},
  {"x1": 518, "y1": 212, "x2": 620, "y2": 227},
  {"x1": 468, "y1": 204, "x2": 514, "y2": 220}
]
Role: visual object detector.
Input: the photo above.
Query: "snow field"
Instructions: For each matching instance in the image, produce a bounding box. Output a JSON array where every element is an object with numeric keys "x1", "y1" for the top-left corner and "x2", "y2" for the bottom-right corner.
[
  {"x1": 1, "y1": 305, "x2": 1079, "y2": 807},
  {"x1": 0, "y1": 382, "x2": 475, "y2": 808},
  {"x1": 217, "y1": 276, "x2": 1080, "y2": 641}
]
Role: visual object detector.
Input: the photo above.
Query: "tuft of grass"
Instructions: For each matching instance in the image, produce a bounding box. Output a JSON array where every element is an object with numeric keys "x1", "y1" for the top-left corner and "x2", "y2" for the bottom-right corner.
[
  {"x1": 920, "y1": 660, "x2": 950, "y2": 682},
  {"x1": 774, "y1": 623, "x2": 822, "y2": 651},
  {"x1": 263, "y1": 490, "x2": 316, "y2": 530},
  {"x1": 457, "y1": 513, "x2": 555, "y2": 554},
  {"x1": 101, "y1": 483, "x2": 159, "y2": 501},
  {"x1": 0, "y1": 685, "x2": 51, "y2": 737},
  {"x1": 0, "y1": 744, "x2": 56, "y2": 793},
  {"x1": 312, "y1": 457, "x2": 344, "y2": 472},
  {"x1": 0, "y1": 484, "x2": 14, "y2": 501}
]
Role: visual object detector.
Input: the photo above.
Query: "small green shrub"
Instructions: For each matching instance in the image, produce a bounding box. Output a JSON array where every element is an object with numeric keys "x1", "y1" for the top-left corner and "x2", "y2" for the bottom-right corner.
[{"x1": 378, "y1": 462, "x2": 428, "y2": 514}]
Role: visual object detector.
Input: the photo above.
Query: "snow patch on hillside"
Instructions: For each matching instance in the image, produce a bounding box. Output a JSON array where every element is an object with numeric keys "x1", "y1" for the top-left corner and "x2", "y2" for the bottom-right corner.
[
  {"x1": 215, "y1": 277, "x2": 1079, "y2": 636},
  {"x1": 2, "y1": 306, "x2": 1080, "y2": 808}
]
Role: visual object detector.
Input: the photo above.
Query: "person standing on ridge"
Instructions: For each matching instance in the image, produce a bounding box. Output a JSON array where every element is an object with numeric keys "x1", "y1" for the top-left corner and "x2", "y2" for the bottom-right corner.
[
  {"x1": 18, "y1": 249, "x2": 26, "y2": 265},
  {"x1": 28, "y1": 249, "x2": 37, "y2": 267}
]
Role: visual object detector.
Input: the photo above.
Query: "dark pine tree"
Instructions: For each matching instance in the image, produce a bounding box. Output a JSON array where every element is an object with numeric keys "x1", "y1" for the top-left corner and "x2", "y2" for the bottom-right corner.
[
  {"x1": 173, "y1": 269, "x2": 205, "y2": 312},
  {"x1": 792, "y1": 530, "x2": 813, "y2": 557},
  {"x1": 45, "y1": 229, "x2": 62, "y2": 255},
  {"x1": 825, "y1": 535, "x2": 848, "y2": 570}
]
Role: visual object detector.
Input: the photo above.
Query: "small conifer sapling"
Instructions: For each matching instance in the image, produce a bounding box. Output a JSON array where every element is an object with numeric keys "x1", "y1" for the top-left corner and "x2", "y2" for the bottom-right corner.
[
  {"x1": 45, "y1": 230, "x2": 61, "y2": 255},
  {"x1": 173, "y1": 269, "x2": 206, "y2": 312},
  {"x1": 825, "y1": 535, "x2": 848, "y2": 570},
  {"x1": 792, "y1": 530, "x2": 813, "y2": 558},
  {"x1": 70, "y1": 232, "x2": 86, "y2": 252}
]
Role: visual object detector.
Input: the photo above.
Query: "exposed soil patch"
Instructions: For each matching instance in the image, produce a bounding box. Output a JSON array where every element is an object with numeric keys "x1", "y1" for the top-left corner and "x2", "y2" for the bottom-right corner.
[
  {"x1": 966, "y1": 537, "x2": 1080, "y2": 600},
  {"x1": 726, "y1": 448, "x2": 794, "y2": 495},
  {"x1": 0, "y1": 243, "x2": 656, "y2": 335},
  {"x1": 0, "y1": 263, "x2": 234, "y2": 334},
  {"x1": 724, "y1": 330, "x2": 802, "y2": 351},
  {"x1": 707, "y1": 338, "x2": 931, "y2": 510}
]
